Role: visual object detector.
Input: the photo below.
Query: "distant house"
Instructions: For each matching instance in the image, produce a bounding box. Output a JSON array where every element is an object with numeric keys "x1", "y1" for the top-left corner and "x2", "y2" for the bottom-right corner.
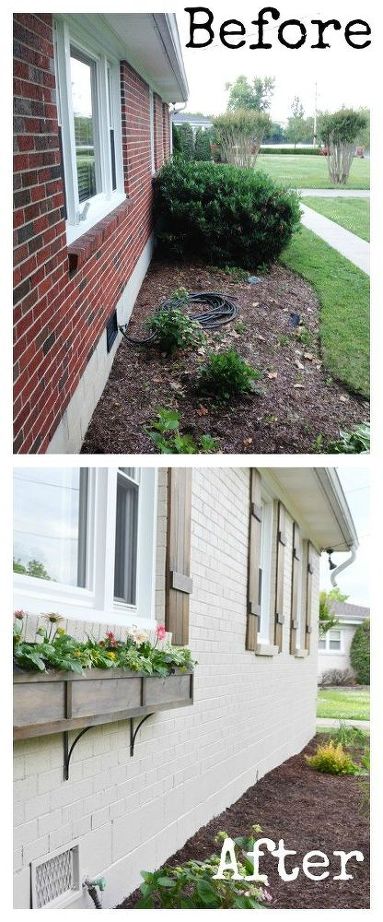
[
  {"x1": 318, "y1": 600, "x2": 369, "y2": 679},
  {"x1": 13, "y1": 13, "x2": 188, "y2": 453},
  {"x1": 172, "y1": 111, "x2": 213, "y2": 136},
  {"x1": 13, "y1": 466, "x2": 358, "y2": 908}
]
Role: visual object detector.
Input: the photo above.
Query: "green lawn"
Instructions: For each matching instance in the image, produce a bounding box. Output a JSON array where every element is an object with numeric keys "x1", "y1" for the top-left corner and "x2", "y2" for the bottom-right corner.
[
  {"x1": 255, "y1": 154, "x2": 370, "y2": 189},
  {"x1": 317, "y1": 688, "x2": 370, "y2": 721},
  {"x1": 281, "y1": 227, "x2": 370, "y2": 398},
  {"x1": 302, "y1": 196, "x2": 370, "y2": 241}
]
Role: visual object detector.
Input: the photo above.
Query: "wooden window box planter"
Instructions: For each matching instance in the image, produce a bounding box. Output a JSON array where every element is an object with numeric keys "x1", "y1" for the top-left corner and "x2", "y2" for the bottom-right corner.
[{"x1": 14, "y1": 668, "x2": 194, "y2": 778}]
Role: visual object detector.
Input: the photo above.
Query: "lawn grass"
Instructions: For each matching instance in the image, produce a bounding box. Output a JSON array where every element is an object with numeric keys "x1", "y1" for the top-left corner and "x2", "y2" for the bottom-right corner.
[
  {"x1": 255, "y1": 154, "x2": 370, "y2": 189},
  {"x1": 302, "y1": 196, "x2": 370, "y2": 241},
  {"x1": 317, "y1": 688, "x2": 370, "y2": 721},
  {"x1": 280, "y1": 226, "x2": 370, "y2": 398}
]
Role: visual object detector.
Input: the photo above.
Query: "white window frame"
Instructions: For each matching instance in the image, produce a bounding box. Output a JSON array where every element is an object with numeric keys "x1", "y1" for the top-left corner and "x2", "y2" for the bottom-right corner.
[
  {"x1": 258, "y1": 493, "x2": 273, "y2": 644},
  {"x1": 13, "y1": 468, "x2": 157, "y2": 628},
  {"x1": 54, "y1": 18, "x2": 125, "y2": 244},
  {"x1": 318, "y1": 628, "x2": 343, "y2": 653}
]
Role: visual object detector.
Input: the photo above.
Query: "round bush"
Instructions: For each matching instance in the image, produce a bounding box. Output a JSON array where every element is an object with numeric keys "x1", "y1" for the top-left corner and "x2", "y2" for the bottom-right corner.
[
  {"x1": 350, "y1": 619, "x2": 370, "y2": 685},
  {"x1": 153, "y1": 160, "x2": 301, "y2": 270}
]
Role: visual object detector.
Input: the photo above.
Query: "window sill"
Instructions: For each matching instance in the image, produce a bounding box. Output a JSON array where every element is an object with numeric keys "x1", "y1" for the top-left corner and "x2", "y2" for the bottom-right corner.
[
  {"x1": 67, "y1": 197, "x2": 129, "y2": 273},
  {"x1": 294, "y1": 648, "x2": 309, "y2": 658},
  {"x1": 255, "y1": 643, "x2": 279, "y2": 657}
]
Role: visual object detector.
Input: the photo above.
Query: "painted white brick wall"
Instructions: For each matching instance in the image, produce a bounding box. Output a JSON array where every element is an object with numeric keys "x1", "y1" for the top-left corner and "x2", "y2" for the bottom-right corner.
[{"x1": 13, "y1": 468, "x2": 319, "y2": 909}]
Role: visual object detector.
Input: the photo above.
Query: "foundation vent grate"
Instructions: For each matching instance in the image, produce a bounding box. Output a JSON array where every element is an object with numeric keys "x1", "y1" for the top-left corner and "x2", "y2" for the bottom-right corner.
[{"x1": 32, "y1": 843, "x2": 80, "y2": 908}]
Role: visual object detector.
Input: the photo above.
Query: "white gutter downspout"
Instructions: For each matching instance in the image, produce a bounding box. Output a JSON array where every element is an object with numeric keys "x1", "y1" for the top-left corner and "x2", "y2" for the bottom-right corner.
[{"x1": 330, "y1": 545, "x2": 358, "y2": 588}]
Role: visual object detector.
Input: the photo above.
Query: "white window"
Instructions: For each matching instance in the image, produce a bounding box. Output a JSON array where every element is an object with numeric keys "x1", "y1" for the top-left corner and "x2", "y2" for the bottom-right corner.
[
  {"x1": 13, "y1": 467, "x2": 157, "y2": 627},
  {"x1": 54, "y1": 17, "x2": 125, "y2": 244},
  {"x1": 258, "y1": 496, "x2": 273, "y2": 643},
  {"x1": 318, "y1": 629, "x2": 342, "y2": 652}
]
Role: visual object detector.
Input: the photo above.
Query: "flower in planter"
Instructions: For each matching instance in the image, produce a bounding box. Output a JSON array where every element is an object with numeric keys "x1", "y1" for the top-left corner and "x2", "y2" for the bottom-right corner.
[
  {"x1": 42, "y1": 613, "x2": 63, "y2": 624},
  {"x1": 105, "y1": 630, "x2": 117, "y2": 646},
  {"x1": 14, "y1": 609, "x2": 26, "y2": 620},
  {"x1": 156, "y1": 623, "x2": 166, "y2": 642}
]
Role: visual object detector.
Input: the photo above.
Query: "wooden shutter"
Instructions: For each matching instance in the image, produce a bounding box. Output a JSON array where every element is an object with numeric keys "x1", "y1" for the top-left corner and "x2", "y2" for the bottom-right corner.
[
  {"x1": 165, "y1": 469, "x2": 193, "y2": 646},
  {"x1": 274, "y1": 501, "x2": 287, "y2": 651},
  {"x1": 246, "y1": 468, "x2": 262, "y2": 651},
  {"x1": 290, "y1": 522, "x2": 301, "y2": 654},
  {"x1": 305, "y1": 542, "x2": 314, "y2": 652}
]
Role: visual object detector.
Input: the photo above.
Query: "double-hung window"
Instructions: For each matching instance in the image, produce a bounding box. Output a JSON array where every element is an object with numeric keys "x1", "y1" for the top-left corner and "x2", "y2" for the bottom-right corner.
[
  {"x1": 13, "y1": 467, "x2": 157, "y2": 626},
  {"x1": 54, "y1": 17, "x2": 125, "y2": 243},
  {"x1": 319, "y1": 629, "x2": 342, "y2": 652}
]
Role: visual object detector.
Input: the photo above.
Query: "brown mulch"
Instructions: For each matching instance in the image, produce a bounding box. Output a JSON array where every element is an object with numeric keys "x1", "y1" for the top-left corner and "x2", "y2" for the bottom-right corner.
[
  {"x1": 117, "y1": 736, "x2": 369, "y2": 910},
  {"x1": 82, "y1": 259, "x2": 369, "y2": 454}
]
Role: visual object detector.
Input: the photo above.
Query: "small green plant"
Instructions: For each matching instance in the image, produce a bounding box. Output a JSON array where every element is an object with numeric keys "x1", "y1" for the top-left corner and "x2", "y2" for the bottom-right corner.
[
  {"x1": 328, "y1": 723, "x2": 367, "y2": 749},
  {"x1": 306, "y1": 741, "x2": 358, "y2": 775},
  {"x1": 326, "y1": 423, "x2": 370, "y2": 454},
  {"x1": 295, "y1": 325, "x2": 312, "y2": 346},
  {"x1": 277, "y1": 334, "x2": 290, "y2": 347},
  {"x1": 146, "y1": 408, "x2": 219, "y2": 454},
  {"x1": 223, "y1": 265, "x2": 248, "y2": 282},
  {"x1": 198, "y1": 349, "x2": 262, "y2": 401},
  {"x1": 146, "y1": 295, "x2": 206, "y2": 354},
  {"x1": 233, "y1": 320, "x2": 247, "y2": 334},
  {"x1": 135, "y1": 827, "x2": 270, "y2": 909}
]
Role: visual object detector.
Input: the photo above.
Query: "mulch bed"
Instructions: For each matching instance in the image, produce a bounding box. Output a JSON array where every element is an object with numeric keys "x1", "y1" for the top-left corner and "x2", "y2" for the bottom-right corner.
[
  {"x1": 117, "y1": 735, "x2": 369, "y2": 910},
  {"x1": 82, "y1": 258, "x2": 369, "y2": 455}
]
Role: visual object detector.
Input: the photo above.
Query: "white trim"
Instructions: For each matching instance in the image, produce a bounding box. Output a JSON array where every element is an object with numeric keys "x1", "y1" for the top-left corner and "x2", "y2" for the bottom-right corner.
[
  {"x1": 255, "y1": 643, "x2": 279, "y2": 657},
  {"x1": 318, "y1": 628, "x2": 343, "y2": 654},
  {"x1": 258, "y1": 491, "x2": 273, "y2": 645}
]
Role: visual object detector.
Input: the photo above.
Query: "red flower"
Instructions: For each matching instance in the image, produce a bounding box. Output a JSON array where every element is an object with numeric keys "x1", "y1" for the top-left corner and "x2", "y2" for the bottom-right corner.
[
  {"x1": 156, "y1": 624, "x2": 166, "y2": 641},
  {"x1": 106, "y1": 631, "x2": 117, "y2": 646}
]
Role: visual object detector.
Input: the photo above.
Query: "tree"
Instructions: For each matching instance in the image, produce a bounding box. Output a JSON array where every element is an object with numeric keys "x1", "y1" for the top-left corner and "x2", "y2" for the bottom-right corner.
[
  {"x1": 213, "y1": 110, "x2": 270, "y2": 167},
  {"x1": 172, "y1": 123, "x2": 182, "y2": 155},
  {"x1": 13, "y1": 557, "x2": 52, "y2": 580},
  {"x1": 286, "y1": 97, "x2": 315, "y2": 147},
  {"x1": 319, "y1": 108, "x2": 367, "y2": 184},
  {"x1": 319, "y1": 587, "x2": 348, "y2": 636},
  {"x1": 350, "y1": 619, "x2": 370, "y2": 684},
  {"x1": 263, "y1": 121, "x2": 286, "y2": 144},
  {"x1": 355, "y1": 107, "x2": 370, "y2": 150},
  {"x1": 194, "y1": 128, "x2": 212, "y2": 162},
  {"x1": 226, "y1": 75, "x2": 275, "y2": 112},
  {"x1": 177, "y1": 122, "x2": 195, "y2": 161}
]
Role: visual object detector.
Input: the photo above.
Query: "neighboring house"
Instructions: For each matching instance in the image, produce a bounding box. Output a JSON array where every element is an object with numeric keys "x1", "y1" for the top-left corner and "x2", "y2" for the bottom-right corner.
[
  {"x1": 13, "y1": 14, "x2": 188, "y2": 453},
  {"x1": 318, "y1": 600, "x2": 369, "y2": 679},
  {"x1": 13, "y1": 466, "x2": 358, "y2": 909},
  {"x1": 172, "y1": 111, "x2": 213, "y2": 135}
]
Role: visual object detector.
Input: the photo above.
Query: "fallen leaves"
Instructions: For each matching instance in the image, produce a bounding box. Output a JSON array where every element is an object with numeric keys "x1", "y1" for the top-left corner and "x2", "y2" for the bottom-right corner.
[
  {"x1": 267, "y1": 371, "x2": 278, "y2": 379},
  {"x1": 196, "y1": 405, "x2": 209, "y2": 417}
]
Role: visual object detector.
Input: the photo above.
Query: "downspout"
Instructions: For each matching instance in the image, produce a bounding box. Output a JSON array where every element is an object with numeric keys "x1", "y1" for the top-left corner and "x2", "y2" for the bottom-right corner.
[{"x1": 330, "y1": 545, "x2": 357, "y2": 588}]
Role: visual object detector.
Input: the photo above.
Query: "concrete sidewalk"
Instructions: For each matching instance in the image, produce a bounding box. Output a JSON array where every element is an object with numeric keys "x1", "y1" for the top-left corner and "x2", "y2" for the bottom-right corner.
[
  {"x1": 300, "y1": 188, "x2": 370, "y2": 198},
  {"x1": 317, "y1": 717, "x2": 370, "y2": 731},
  {"x1": 300, "y1": 203, "x2": 370, "y2": 274}
]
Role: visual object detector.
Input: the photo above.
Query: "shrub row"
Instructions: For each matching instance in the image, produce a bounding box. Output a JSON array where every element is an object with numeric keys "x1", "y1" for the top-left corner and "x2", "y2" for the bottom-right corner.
[
  {"x1": 154, "y1": 160, "x2": 301, "y2": 270},
  {"x1": 259, "y1": 146, "x2": 322, "y2": 155}
]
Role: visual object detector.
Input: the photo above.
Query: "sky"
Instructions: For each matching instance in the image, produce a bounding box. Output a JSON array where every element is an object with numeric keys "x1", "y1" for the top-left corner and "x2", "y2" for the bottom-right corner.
[
  {"x1": 320, "y1": 467, "x2": 370, "y2": 607},
  {"x1": 177, "y1": 2, "x2": 372, "y2": 124}
]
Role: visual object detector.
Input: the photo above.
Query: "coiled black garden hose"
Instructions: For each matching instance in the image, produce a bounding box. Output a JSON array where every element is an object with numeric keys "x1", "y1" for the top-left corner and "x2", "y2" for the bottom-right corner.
[{"x1": 119, "y1": 291, "x2": 239, "y2": 345}]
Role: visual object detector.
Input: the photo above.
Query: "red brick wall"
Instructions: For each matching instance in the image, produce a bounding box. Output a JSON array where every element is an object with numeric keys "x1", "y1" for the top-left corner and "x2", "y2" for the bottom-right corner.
[
  {"x1": 13, "y1": 14, "x2": 171, "y2": 453},
  {"x1": 162, "y1": 103, "x2": 171, "y2": 159},
  {"x1": 153, "y1": 93, "x2": 165, "y2": 171}
]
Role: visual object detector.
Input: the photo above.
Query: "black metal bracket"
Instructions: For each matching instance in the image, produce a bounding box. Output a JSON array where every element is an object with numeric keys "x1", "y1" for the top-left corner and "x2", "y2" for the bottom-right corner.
[
  {"x1": 130, "y1": 713, "x2": 154, "y2": 757},
  {"x1": 63, "y1": 714, "x2": 155, "y2": 780},
  {"x1": 63, "y1": 726, "x2": 92, "y2": 781}
]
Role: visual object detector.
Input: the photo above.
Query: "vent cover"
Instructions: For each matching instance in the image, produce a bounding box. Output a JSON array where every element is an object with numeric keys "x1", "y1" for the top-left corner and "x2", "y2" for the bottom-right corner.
[
  {"x1": 106, "y1": 310, "x2": 118, "y2": 352},
  {"x1": 31, "y1": 843, "x2": 81, "y2": 909}
]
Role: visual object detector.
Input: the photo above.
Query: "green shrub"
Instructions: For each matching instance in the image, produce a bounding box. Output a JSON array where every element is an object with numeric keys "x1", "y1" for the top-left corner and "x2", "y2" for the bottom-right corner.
[
  {"x1": 177, "y1": 122, "x2": 195, "y2": 161},
  {"x1": 324, "y1": 422, "x2": 370, "y2": 454},
  {"x1": 153, "y1": 159, "x2": 301, "y2": 270},
  {"x1": 198, "y1": 349, "x2": 262, "y2": 401},
  {"x1": 350, "y1": 620, "x2": 370, "y2": 684},
  {"x1": 194, "y1": 128, "x2": 212, "y2": 162},
  {"x1": 146, "y1": 408, "x2": 219, "y2": 455},
  {"x1": 146, "y1": 292, "x2": 206, "y2": 354},
  {"x1": 306, "y1": 741, "x2": 358, "y2": 775},
  {"x1": 135, "y1": 828, "x2": 269, "y2": 909},
  {"x1": 259, "y1": 146, "x2": 322, "y2": 155}
]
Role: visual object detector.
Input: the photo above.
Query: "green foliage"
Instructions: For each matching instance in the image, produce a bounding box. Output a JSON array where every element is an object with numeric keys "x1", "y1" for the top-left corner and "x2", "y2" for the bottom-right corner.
[
  {"x1": 213, "y1": 110, "x2": 270, "y2": 166},
  {"x1": 146, "y1": 295, "x2": 206, "y2": 354},
  {"x1": 319, "y1": 109, "x2": 368, "y2": 146},
  {"x1": 146, "y1": 408, "x2": 219, "y2": 455},
  {"x1": 13, "y1": 614, "x2": 195, "y2": 676},
  {"x1": 325, "y1": 423, "x2": 370, "y2": 454},
  {"x1": 194, "y1": 128, "x2": 212, "y2": 162},
  {"x1": 154, "y1": 159, "x2": 301, "y2": 270},
  {"x1": 13, "y1": 558, "x2": 52, "y2": 580},
  {"x1": 136, "y1": 827, "x2": 269, "y2": 909},
  {"x1": 306, "y1": 741, "x2": 359, "y2": 775},
  {"x1": 260, "y1": 146, "x2": 321, "y2": 155},
  {"x1": 226, "y1": 74, "x2": 275, "y2": 112},
  {"x1": 198, "y1": 349, "x2": 261, "y2": 401},
  {"x1": 350, "y1": 620, "x2": 370, "y2": 685},
  {"x1": 328, "y1": 723, "x2": 367, "y2": 749},
  {"x1": 319, "y1": 587, "x2": 348, "y2": 636},
  {"x1": 172, "y1": 123, "x2": 182, "y2": 155},
  {"x1": 177, "y1": 122, "x2": 195, "y2": 161}
]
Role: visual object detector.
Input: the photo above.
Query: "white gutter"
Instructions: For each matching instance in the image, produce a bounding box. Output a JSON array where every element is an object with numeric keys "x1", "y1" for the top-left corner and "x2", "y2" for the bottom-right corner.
[
  {"x1": 330, "y1": 546, "x2": 358, "y2": 588},
  {"x1": 153, "y1": 14, "x2": 189, "y2": 102}
]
